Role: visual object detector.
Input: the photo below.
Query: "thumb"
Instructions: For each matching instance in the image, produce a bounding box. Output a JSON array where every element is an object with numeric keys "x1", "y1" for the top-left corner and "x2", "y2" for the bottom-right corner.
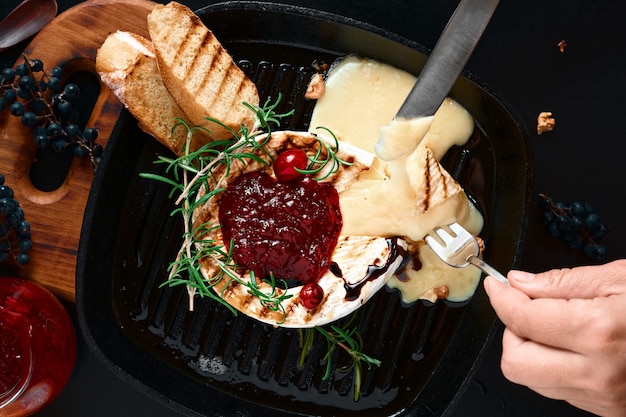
[{"x1": 508, "y1": 259, "x2": 626, "y2": 299}]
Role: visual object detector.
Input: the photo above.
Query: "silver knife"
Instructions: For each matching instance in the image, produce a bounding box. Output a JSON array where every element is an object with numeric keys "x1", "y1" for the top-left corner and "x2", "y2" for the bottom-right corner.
[{"x1": 377, "y1": 0, "x2": 500, "y2": 149}]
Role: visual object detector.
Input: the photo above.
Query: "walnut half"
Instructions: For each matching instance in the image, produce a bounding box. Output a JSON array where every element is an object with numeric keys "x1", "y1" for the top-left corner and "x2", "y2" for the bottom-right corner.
[
  {"x1": 537, "y1": 111, "x2": 556, "y2": 135},
  {"x1": 305, "y1": 73, "x2": 325, "y2": 100}
]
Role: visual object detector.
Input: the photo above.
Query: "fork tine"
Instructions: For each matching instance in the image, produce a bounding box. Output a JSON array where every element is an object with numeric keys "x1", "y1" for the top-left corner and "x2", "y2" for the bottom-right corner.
[
  {"x1": 424, "y1": 233, "x2": 444, "y2": 249},
  {"x1": 434, "y1": 226, "x2": 456, "y2": 245},
  {"x1": 449, "y1": 222, "x2": 471, "y2": 238}
]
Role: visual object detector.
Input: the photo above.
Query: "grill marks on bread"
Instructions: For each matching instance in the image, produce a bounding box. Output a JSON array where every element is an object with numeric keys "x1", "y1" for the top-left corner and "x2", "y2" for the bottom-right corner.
[
  {"x1": 95, "y1": 31, "x2": 212, "y2": 155},
  {"x1": 148, "y1": 2, "x2": 259, "y2": 140}
]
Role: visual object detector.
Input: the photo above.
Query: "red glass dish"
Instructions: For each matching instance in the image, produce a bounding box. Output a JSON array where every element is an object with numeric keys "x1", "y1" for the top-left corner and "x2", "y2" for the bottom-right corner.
[{"x1": 0, "y1": 277, "x2": 76, "y2": 417}]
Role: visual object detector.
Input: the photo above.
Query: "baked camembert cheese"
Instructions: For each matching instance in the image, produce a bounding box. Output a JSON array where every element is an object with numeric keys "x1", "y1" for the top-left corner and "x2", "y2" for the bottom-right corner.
[{"x1": 192, "y1": 131, "x2": 407, "y2": 328}]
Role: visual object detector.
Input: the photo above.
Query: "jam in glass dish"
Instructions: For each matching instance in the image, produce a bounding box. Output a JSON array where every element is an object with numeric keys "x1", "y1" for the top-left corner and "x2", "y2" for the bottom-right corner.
[{"x1": 0, "y1": 276, "x2": 76, "y2": 417}]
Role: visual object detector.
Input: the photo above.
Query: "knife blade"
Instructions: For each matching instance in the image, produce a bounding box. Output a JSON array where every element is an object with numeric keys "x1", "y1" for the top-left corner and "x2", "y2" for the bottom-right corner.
[{"x1": 397, "y1": 0, "x2": 500, "y2": 120}]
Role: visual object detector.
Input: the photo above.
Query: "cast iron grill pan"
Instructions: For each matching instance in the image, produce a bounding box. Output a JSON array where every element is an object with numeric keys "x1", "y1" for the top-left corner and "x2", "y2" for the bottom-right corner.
[{"x1": 76, "y1": 3, "x2": 532, "y2": 417}]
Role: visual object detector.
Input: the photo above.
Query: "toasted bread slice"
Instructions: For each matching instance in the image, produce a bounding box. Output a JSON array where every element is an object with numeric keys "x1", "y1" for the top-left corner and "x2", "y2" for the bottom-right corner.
[
  {"x1": 147, "y1": 2, "x2": 259, "y2": 140},
  {"x1": 96, "y1": 30, "x2": 210, "y2": 155}
]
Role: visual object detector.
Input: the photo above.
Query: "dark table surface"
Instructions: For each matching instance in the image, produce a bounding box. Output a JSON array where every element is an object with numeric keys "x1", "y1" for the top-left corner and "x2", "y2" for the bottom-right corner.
[{"x1": 3, "y1": 0, "x2": 626, "y2": 416}]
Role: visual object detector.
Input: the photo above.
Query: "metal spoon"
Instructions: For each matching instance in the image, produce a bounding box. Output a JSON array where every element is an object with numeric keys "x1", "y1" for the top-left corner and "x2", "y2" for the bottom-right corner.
[{"x1": 0, "y1": 0, "x2": 58, "y2": 53}]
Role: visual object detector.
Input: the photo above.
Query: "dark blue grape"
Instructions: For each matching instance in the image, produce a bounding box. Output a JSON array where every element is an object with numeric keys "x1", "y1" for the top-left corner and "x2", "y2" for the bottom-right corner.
[
  {"x1": 18, "y1": 220, "x2": 30, "y2": 234},
  {"x1": 1, "y1": 67, "x2": 16, "y2": 82},
  {"x1": 30, "y1": 59, "x2": 44, "y2": 72},
  {"x1": 52, "y1": 138, "x2": 66, "y2": 152},
  {"x1": 47, "y1": 76, "x2": 61, "y2": 92},
  {"x1": 564, "y1": 231, "x2": 583, "y2": 249},
  {"x1": 50, "y1": 66, "x2": 63, "y2": 78},
  {"x1": 74, "y1": 145, "x2": 89, "y2": 158},
  {"x1": 585, "y1": 213, "x2": 602, "y2": 230},
  {"x1": 63, "y1": 83, "x2": 80, "y2": 100},
  {"x1": 556, "y1": 215, "x2": 571, "y2": 230},
  {"x1": 0, "y1": 174, "x2": 4, "y2": 185},
  {"x1": 0, "y1": 185, "x2": 12, "y2": 198},
  {"x1": 19, "y1": 239, "x2": 33, "y2": 253},
  {"x1": 33, "y1": 125, "x2": 48, "y2": 147},
  {"x1": 9, "y1": 101, "x2": 25, "y2": 116},
  {"x1": 16, "y1": 253, "x2": 30, "y2": 265},
  {"x1": 583, "y1": 242, "x2": 607, "y2": 260},
  {"x1": 9, "y1": 209, "x2": 22, "y2": 225},
  {"x1": 570, "y1": 215, "x2": 584, "y2": 230},
  {"x1": 593, "y1": 245, "x2": 608, "y2": 260},
  {"x1": 0, "y1": 97, "x2": 6, "y2": 112},
  {"x1": 591, "y1": 223, "x2": 608, "y2": 239},
  {"x1": 15, "y1": 63, "x2": 28, "y2": 76},
  {"x1": 56, "y1": 100, "x2": 72, "y2": 115},
  {"x1": 65, "y1": 123, "x2": 81, "y2": 138},
  {"x1": 571, "y1": 201, "x2": 588, "y2": 216},
  {"x1": 30, "y1": 98, "x2": 47, "y2": 113},
  {"x1": 34, "y1": 134, "x2": 49, "y2": 149},
  {"x1": 46, "y1": 122, "x2": 62, "y2": 136},
  {"x1": 18, "y1": 75, "x2": 35, "y2": 91},
  {"x1": 12, "y1": 207, "x2": 23, "y2": 222},
  {"x1": 3, "y1": 89, "x2": 17, "y2": 103},
  {"x1": 547, "y1": 221, "x2": 560, "y2": 237},
  {"x1": 83, "y1": 127, "x2": 98, "y2": 142},
  {"x1": 21, "y1": 112, "x2": 38, "y2": 128},
  {"x1": 16, "y1": 88, "x2": 32, "y2": 99},
  {"x1": 1, "y1": 198, "x2": 17, "y2": 213},
  {"x1": 92, "y1": 144, "x2": 103, "y2": 157}
]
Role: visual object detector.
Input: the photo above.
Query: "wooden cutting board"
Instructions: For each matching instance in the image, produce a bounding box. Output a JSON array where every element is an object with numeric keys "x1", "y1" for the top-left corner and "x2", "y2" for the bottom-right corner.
[{"x1": 0, "y1": 0, "x2": 156, "y2": 301}]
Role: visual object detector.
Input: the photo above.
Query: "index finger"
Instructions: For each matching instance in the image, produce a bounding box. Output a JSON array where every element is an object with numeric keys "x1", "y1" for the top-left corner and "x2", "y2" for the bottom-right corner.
[{"x1": 484, "y1": 276, "x2": 605, "y2": 353}]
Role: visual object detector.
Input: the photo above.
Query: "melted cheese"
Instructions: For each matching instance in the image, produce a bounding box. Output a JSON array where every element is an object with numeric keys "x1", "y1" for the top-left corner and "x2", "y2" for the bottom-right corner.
[
  {"x1": 309, "y1": 56, "x2": 483, "y2": 303},
  {"x1": 309, "y1": 56, "x2": 417, "y2": 153}
]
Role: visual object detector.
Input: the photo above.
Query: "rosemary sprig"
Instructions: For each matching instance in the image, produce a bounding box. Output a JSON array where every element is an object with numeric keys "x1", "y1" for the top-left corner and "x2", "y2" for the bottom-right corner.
[
  {"x1": 140, "y1": 96, "x2": 293, "y2": 312},
  {"x1": 298, "y1": 314, "x2": 382, "y2": 401},
  {"x1": 299, "y1": 126, "x2": 354, "y2": 181}
]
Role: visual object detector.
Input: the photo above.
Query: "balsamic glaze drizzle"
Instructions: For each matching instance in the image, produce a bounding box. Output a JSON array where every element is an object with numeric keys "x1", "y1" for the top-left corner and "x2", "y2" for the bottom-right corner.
[{"x1": 343, "y1": 237, "x2": 410, "y2": 301}]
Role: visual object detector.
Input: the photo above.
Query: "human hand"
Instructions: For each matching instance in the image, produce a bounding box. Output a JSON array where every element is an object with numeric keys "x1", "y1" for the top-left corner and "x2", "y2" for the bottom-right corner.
[{"x1": 483, "y1": 260, "x2": 626, "y2": 417}]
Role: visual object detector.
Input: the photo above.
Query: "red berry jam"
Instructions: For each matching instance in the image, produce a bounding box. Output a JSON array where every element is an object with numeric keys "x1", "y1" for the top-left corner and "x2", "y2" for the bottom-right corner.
[
  {"x1": 218, "y1": 171, "x2": 342, "y2": 285},
  {"x1": 0, "y1": 277, "x2": 76, "y2": 416},
  {"x1": 0, "y1": 323, "x2": 23, "y2": 393}
]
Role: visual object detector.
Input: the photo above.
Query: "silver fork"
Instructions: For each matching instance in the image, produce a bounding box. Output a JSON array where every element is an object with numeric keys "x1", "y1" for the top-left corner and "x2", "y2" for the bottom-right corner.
[{"x1": 425, "y1": 222, "x2": 509, "y2": 285}]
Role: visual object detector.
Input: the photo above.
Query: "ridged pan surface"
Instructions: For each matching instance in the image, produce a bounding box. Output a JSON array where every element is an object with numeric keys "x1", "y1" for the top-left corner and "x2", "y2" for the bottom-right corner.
[{"x1": 76, "y1": 2, "x2": 532, "y2": 417}]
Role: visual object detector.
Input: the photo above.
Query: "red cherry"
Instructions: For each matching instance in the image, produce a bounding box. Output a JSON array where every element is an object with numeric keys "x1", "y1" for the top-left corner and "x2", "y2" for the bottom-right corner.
[
  {"x1": 273, "y1": 149, "x2": 308, "y2": 182},
  {"x1": 300, "y1": 282, "x2": 324, "y2": 309}
]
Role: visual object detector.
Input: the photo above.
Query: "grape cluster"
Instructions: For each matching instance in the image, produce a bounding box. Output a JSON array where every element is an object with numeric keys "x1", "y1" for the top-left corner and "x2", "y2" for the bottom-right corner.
[
  {"x1": 0, "y1": 55, "x2": 102, "y2": 166},
  {"x1": 540, "y1": 193, "x2": 608, "y2": 260},
  {"x1": 0, "y1": 174, "x2": 32, "y2": 265}
]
